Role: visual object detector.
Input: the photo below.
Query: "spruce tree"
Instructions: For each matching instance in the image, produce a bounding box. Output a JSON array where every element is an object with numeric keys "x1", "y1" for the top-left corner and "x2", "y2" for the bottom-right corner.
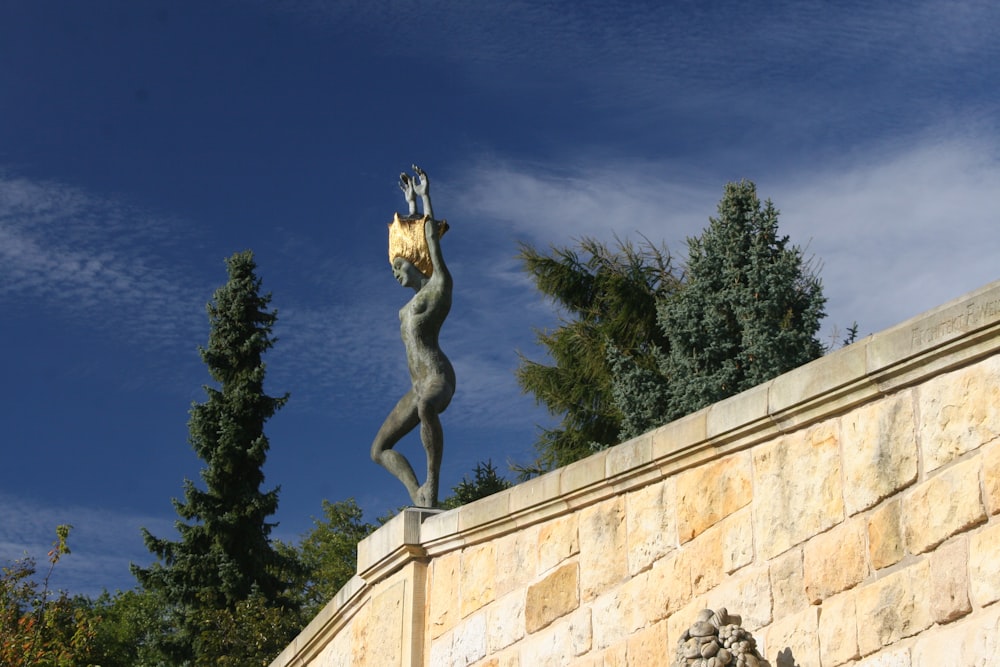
[
  {"x1": 515, "y1": 237, "x2": 678, "y2": 471},
  {"x1": 133, "y1": 250, "x2": 298, "y2": 662},
  {"x1": 656, "y1": 180, "x2": 826, "y2": 420}
]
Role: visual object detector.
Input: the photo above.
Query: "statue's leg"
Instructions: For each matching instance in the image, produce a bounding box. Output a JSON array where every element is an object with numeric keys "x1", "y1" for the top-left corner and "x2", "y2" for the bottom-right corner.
[
  {"x1": 415, "y1": 403, "x2": 444, "y2": 508},
  {"x1": 371, "y1": 391, "x2": 422, "y2": 503}
]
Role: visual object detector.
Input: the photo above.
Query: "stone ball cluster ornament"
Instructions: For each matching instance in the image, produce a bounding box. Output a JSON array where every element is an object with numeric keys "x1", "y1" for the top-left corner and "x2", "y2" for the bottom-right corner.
[{"x1": 671, "y1": 609, "x2": 770, "y2": 667}]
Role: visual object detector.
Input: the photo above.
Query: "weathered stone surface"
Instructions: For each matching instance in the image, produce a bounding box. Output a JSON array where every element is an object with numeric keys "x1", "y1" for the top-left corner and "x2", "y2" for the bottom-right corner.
[
  {"x1": 679, "y1": 521, "x2": 725, "y2": 596},
  {"x1": 770, "y1": 547, "x2": 808, "y2": 617},
  {"x1": 452, "y1": 612, "x2": 487, "y2": 666},
  {"x1": 496, "y1": 524, "x2": 538, "y2": 597},
  {"x1": 369, "y1": 580, "x2": 405, "y2": 665},
  {"x1": 487, "y1": 592, "x2": 525, "y2": 653},
  {"x1": 918, "y1": 355, "x2": 1000, "y2": 472},
  {"x1": 461, "y1": 542, "x2": 497, "y2": 618},
  {"x1": 525, "y1": 561, "x2": 580, "y2": 634},
  {"x1": 855, "y1": 560, "x2": 933, "y2": 655},
  {"x1": 519, "y1": 608, "x2": 591, "y2": 666},
  {"x1": 903, "y1": 457, "x2": 986, "y2": 554},
  {"x1": 722, "y1": 507, "x2": 754, "y2": 575},
  {"x1": 911, "y1": 603, "x2": 1000, "y2": 667},
  {"x1": 626, "y1": 620, "x2": 668, "y2": 666},
  {"x1": 625, "y1": 478, "x2": 677, "y2": 575},
  {"x1": 704, "y1": 564, "x2": 772, "y2": 630},
  {"x1": 818, "y1": 590, "x2": 859, "y2": 667},
  {"x1": 803, "y1": 518, "x2": 868, "y2": 603},
  {"x1": 929, "y1": 536, "x2": 971, "y2": 624},
  {"x1": 753, "y1": 421, "x2": 844, "y2": 559},
  {"x1": 854, "y1": 647, "x2": 911, "y2": 667},
  {"x1": 537, "y1": 514, "x2": 578, "y2": 574},
  {"x1": 676, "y1": 451, "x2": 752, "y2": 543},
  {"x1": 841, "y1": 392, "x2": 918, "y2": 515},
  {"x1": 984, "y1": 440, "x2": 1000, "y2": 516},
  {"x1": 579, "y1": 497, "x2": 627, "y2": 601},
  {"x1": 643, "y1": 551, "x2": 693, "y2": 624},
  {"x1": 428, "y1": 551, "x2": 461, "y2": 639},
  {"x1": 969, "y1": 521, "x2": 1000, "y2": 607},
  {"x1": 868, "y1": 498, "x2": 905, "y2": 570},
  {"x1": 763, "y1": 605, "x2": 820, "y2": 667}
]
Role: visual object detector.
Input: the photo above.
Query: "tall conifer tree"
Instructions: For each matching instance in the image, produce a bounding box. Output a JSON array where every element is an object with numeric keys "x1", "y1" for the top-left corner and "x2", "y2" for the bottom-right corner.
[
  {"x1": 515, "y1": 237, "x2": 678, "y2": 470},
  {"x1": 656, "y1": 180, "x2": 826, "y2": 419},
  {"x1": 133, "y1": 250, "x2": 298, "y2": 662}
]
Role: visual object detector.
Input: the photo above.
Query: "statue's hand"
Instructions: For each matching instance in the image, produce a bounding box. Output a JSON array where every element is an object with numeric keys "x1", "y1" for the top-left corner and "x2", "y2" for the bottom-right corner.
[
  {"x1": 399, "y1": 173, "x2": 415, "y2": 199},
  {"x1": 411, "y1": 165, "x2": 429, "y2": 197}
]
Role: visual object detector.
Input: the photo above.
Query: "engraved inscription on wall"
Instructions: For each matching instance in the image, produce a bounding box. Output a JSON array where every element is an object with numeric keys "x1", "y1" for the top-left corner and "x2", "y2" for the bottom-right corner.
[{"x1": 911, "y1": 295, "x2": 1000, "y2": 348}]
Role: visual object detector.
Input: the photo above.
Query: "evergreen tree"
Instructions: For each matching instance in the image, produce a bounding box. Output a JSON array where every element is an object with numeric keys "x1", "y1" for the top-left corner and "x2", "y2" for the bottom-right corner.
[
  {"x1": 516, "y1": 237, "x2": 679, "y2": 471},
  {"x1": 133, "y1": 250, "x2": 299, "y2": 663},
  {"x1": 653, "y1": 180, "x2": 826, "y2": 421},
  {"x1": 441, "y1": 460, "x2": 513, "y2": 509}
]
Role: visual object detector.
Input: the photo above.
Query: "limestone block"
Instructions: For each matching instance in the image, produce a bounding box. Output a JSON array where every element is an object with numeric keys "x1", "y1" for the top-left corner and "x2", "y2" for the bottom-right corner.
[
  {"x1": 428, "y1": 551, "x2": 461, "y2": 639},
  {"x1": 911, "y1": 603, "x2": 1000, "y2": 667},
  {"x1": 642, "y1": 550, "x2": 693, "y2": 624},
  {"x1": 903, "y1": 457, "x2": 986, "y2": 555},
  {"x1": 518, "y1": 608, "x2": 591, "y2": 667},
  {"x1": 841, "y1": 392, "x2": 918, "y2": 515},
  {"x1": 525, "y1": 562, "x2": 580, "y2": 634},
  {"x1": 487, "y1": 592, "x2": 525, "y2": 653},
  {"x1": 854, "y1": 647, "x2": 911, "y2": 667},
  {"x1": 703, "y1": 563, "x2": 773, "y2": 630},
  {"x1": 803, "y1": 518, "x2": 869, "y2": 603},
  {"x1": 600, "y1": 642, "x2": 628, "y2": 667},
  {"x1": 679, "y1": 521, "x2": 725, "y2": 596},
  {"x1": 762, "y1": 605, "x2": 820, "y2": 667},
  {"x1": 929, "y1": 536, "x2": 971, "y2": 624},
  {"x1": 625, "y1": 620, "x2": 668, "y2": 667},
  {"x1": 769, "y1": 547, "x2": 808, "y2": 617},
  {"x1": 753, "y1": 421, "x2": 844, "y2": 560},
  {"x1": 676, "y1": 451, "x2": 752, "y2": 543},
  {"x1": 538, "y1": 514, "x2": 579, "y2": 574},
  {"x1": 625, "y1": 478, "x2": 677, "y2": 575},
  {"x1": 428, "y1": 629, "x2": 454, "y2": 667},
  {"x1": 868, "y1": 498, "x2": 905, "y2": 570},
  {"x1": 818, "y1": 590, "x2": 860, "y2": 666},
  {"x1": 461, "y1": 542, "x2": 497, "y2": 618},
  {"x1": 369, "y1": 580, "x2": 406, "y2": 666},
  {"x1": 918, "y1": 355, "x2": 1000, "y2": 472},
  {"x1": 496, "y1": 524, "x2": 539, "y2": 597},
  {"x1": 453, "y1": 612, "x2": 488, "y2": 666},
  {"x1": 985, "y1": 440, "x2": 1000, "y2": 516},
  {"x1": 721, "y1": 507, "x2": 754, "y2": 575},
  {"x1": 969, "y1": 521, "x2": 1000, "y2": 607},
  {"x1": 579, "y1": 497, "x2": 628, "y2": 601},
  {"x1": 855, "y1": 560, "x2": 933, "y2": 655},
  {"x1": 590, "y1": 575, "x2": 649, "y2": 650}
]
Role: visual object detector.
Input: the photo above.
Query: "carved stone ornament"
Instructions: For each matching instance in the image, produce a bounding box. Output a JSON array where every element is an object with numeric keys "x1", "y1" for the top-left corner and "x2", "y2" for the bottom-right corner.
[{"x1": 671, "y1": 608, "x2": 770, "y2": 667}]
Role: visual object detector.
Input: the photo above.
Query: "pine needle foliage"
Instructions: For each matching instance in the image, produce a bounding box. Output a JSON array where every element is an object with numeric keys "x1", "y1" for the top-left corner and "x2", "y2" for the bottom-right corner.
[
  {"x1": 133, "y1": 250, "x2": 299, "y2": 663},
  {"x1": 515, "y1": 237, "x2": 679, "y2": 472},
  {"x1": 656, "y1": 180, "x2": 826, "y2": 419}
]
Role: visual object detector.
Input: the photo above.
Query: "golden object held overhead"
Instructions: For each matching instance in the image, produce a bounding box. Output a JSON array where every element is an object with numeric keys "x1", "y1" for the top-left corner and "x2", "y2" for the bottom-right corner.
[{"x1": 387, "y1": 213, "x2": 449, "y2": 277}]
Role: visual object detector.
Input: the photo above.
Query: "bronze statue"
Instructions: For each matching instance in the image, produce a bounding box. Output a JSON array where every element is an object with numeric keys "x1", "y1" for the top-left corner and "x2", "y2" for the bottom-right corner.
[{"x1": 371, "y1": 166, "x2": 455, "y2": 507}]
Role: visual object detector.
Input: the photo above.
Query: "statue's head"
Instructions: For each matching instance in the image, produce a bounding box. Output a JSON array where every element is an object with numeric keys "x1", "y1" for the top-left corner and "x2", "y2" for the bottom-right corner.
[{"x1": 392, "y1": 257, "x2": 428, "y2": 290}]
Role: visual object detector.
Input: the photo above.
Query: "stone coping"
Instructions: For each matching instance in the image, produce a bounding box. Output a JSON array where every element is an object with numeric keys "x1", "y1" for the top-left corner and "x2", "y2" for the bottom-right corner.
[{"x1": 270, "y1": 278, "x2": 1000, "y2": 667}]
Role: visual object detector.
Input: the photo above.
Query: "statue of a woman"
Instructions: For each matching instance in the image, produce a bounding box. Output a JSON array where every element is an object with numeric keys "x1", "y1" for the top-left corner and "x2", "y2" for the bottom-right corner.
[{"x1": 371, "y1": 166, "x2": 455, "y2": 507}]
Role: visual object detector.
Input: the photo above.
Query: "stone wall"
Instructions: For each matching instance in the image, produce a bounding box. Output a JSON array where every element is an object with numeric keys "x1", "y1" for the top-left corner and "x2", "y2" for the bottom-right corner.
[{"x1": 271, "y1": 280, "x2": 1000, "y2": 667}]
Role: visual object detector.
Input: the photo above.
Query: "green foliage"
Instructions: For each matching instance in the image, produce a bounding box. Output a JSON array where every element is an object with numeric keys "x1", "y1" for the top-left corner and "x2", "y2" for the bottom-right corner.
[
  {"x1": 515, "y1": 237, "x2": 679, "y2": 472},
  {"x1": 441, "y1": 460, "x2": 513, "y2": 509},
  {"x1": 133, "y1": 250, "x2": 300, "y2": 664},
  {"x1": 283, "y1": 498, "x2": 376, "y2": 619},
  {"x1": 82, "y1": 588, "x2": 170, "y2": 667},
  {"x1": 656, "y1": 180, "x2": 825, "y2": 420},
  {"x1": 0, "y1": 526, "x2": 99, "y2": 667}
]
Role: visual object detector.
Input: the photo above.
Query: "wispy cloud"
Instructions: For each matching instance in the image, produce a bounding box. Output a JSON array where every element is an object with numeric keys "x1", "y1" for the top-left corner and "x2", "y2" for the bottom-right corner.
[
  {"x1": 447, "y1": 130, "x2": 1000, "y2": 342},
  {"x1": 0, "y1": 493, "x2": 173, "y2": 597}
]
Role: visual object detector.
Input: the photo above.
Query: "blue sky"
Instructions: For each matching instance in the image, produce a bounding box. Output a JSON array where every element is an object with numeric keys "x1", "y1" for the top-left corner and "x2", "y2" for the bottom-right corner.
[{"x1": 1, "y1": 1, "x2": 998, "y2": 597}]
